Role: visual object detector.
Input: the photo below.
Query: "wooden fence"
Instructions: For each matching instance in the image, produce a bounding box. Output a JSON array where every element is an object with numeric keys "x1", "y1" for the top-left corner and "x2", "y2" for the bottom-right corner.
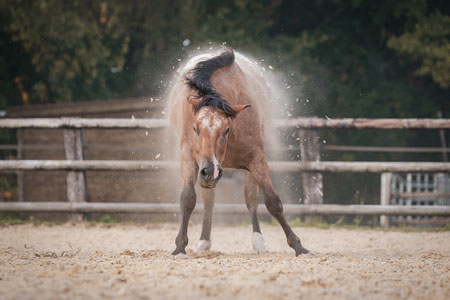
[{"x1": 0, "y1": 117, "x2": 450, "y2": 221}]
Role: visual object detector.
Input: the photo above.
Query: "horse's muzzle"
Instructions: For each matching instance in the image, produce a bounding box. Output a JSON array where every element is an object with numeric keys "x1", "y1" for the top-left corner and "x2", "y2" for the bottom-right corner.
[{"x1": 199, "y1": 163, "x2": 223, "y2": 188}]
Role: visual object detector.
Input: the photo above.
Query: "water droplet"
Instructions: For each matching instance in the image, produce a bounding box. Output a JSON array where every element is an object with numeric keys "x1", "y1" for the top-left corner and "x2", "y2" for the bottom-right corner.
[
  {"x1": 317, "y1": 188, "x2": 323, "y2": 196},
  {"x1": 182, "y1": 39, "x2": 190, "y2": 47}
]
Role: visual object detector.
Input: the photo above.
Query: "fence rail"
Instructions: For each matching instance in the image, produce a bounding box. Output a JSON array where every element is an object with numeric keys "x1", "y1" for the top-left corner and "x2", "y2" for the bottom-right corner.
[
  {"x1": 274, "y1": 118, "x2": 450, "y2": 129},
  {"x1": 0, "y1": 160, "x2": 449, "y2": 173},
  {"x1": 1, "y1": 202, "x2": 449, "y2": 216},
  {"x1": 2, "y1": 144, "x2": 448, "y2": 154},
  {"x1": 322, "y1": 145, "x2": 450, "y2": 153},
  {"x1": 0, "y1": 118, "x2": 169, "y2": 129},
  {"x1": 0, "y1": 117, "x2": 449, "y2": 129}
]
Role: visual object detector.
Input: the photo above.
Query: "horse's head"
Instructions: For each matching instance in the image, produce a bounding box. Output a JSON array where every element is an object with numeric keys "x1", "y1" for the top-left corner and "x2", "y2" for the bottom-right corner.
[{"x1": 188, "y1": 97, "x2": 250, "y2": 188}]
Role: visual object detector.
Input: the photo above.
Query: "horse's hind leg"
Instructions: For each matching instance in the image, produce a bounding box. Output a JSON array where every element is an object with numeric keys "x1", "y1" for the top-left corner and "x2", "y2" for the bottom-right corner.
[
  {"x1": 195, "y1": 187, "x2": 214, "y2": 252},
  {"x1": 249, "y1": 153, "x2": 309, "y2": 256},
  {"x1": 244, "y1": 171, "x2": 267, "y2": 253}
]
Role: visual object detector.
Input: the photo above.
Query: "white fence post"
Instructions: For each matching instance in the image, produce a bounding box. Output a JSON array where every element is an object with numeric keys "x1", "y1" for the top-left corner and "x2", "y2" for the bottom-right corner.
[
  {"x1": 64, "y1": 129, "x2": 87, "y2": 222},
  {"x1": 380, "y1": 172, "x2": 392, "y2": 227}
]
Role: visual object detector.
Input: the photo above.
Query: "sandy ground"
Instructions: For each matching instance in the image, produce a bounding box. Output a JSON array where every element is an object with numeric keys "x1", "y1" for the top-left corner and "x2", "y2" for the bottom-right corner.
[{"x1": 0, "y1": 223, "x2": 449, "y2": 300}]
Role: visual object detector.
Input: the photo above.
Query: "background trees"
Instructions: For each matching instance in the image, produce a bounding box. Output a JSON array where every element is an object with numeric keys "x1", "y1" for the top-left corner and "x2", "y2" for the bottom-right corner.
[{"x1": 1, "y1": 0, "x2": 448, "y2": 115}]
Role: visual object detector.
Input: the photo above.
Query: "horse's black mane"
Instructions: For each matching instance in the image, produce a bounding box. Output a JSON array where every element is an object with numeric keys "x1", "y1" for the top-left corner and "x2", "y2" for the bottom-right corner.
[{"x1": 185, "y1": 49, "x2": 237, "y2": 118}]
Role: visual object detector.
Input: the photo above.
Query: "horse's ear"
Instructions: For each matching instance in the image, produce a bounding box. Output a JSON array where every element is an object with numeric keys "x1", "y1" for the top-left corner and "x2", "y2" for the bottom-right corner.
[
  {"x1": 232, "y1": 104, "x2": 251, "y2": 114},
  {"x1": 187, "y1": 95, "x2": 202, "y2": 106}
]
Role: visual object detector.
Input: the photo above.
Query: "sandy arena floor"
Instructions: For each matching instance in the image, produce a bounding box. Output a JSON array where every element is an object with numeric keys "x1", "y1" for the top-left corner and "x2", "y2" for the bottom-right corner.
[{"x1": 0, "y1": 223, "x2": 449, "y2": 300}]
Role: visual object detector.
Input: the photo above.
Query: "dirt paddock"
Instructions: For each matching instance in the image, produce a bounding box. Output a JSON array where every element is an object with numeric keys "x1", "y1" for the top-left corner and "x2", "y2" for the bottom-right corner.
[{"x1": 0, "y1": 223, "x2": 449, "y2": 300}]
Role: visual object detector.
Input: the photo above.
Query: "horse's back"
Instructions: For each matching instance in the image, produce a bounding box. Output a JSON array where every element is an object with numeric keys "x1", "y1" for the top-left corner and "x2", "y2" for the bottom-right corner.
[
  {"x1": 168, "y1": 51, "x2": 272, "y2": 136},
  {"x1": 229, "y1": 52, "x2": 272, "y2": 124}
]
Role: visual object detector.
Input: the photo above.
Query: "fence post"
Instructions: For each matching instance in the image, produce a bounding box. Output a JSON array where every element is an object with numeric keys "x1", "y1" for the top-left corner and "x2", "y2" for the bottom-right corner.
[
  {"x1": 299, "y1": 129, "x2": 323, "y2": 205},
  {"x1": 16, "y1": 129, "x2": 25, "y2": 220},
  {"x1": 64, "y1": 129, "x2": 87, "y2": 223},
  {"x1": 380, "y1": 172, "x2": 392, "y2": 227},
  {"x1": 17, "y1": 129, "x2": 24, "y2": 203},
  {"x1": 437, "y1": 111, "x2": 448, "y2": 162}
]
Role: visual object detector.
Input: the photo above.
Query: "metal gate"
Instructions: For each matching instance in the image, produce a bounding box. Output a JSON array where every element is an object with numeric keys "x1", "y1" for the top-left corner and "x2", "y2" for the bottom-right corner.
[{"x1": 390, "y1": 172, "x2": 450, "y2": 225}]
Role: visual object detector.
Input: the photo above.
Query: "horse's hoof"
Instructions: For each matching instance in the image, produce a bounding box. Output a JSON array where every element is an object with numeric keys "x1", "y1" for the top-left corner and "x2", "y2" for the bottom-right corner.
[
  {"x1": 295, "y1": 247, "x2": 310, "y2": 256},
  {"x1": 194, "y1": 240, "x2": 211, "y2": 252},
  {"x1": 171, "y1": 248, "x2": 186, "y2": 256},
  {"x1": 171, "y1": 253, "x2": 188, "y2": 259},
  {"x1": 252, "y1": 232, "x2": 268, "y2": 253},
  {"x1": 171, "y1": 248, "x2": 188, "y2": 259}
]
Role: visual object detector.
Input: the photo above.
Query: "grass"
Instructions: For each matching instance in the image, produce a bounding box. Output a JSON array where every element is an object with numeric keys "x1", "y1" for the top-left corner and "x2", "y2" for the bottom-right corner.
[
  {"x1": 87, "y1": 214, "x2": 121, "y2": 226},
  {"x1": 0, "y1": 213, "x2": 62, "y2": 226},
  {"x1": 0, "y1": 212, "x2": 119, "y2": 227}
]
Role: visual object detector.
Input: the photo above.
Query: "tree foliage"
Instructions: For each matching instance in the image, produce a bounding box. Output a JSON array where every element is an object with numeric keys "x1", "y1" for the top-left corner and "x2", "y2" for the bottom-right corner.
[
  {"x1": 388, "y1": 12, "x2": 450, "y2": 89},
  {"x1": 4, "y1": 1, "x2": 131, "y2": 102},
  {"x1": 1, "y1": 0, "x2": 448, "y2": 115}
]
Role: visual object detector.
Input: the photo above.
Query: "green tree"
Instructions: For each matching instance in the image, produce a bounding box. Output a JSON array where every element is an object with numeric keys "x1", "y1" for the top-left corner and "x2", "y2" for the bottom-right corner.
[
  {"x1": 5, "y1": 0, "x2": 130, "y2": 103},
  {"x1": 388, "y1": 12, "x2": 450, "y2": 89}
]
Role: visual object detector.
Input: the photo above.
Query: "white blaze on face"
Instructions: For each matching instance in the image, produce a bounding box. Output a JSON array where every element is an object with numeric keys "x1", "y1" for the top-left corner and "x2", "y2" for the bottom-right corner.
[
  {"x1": 199, "y1": 112, "x2": 223, "y2": 136},
  {"x1": 197, "y1": 109, "x2": 207, "y2": 120},
  {"x1": 196, "y1": 108, "x2": 226, "y2": 180},
  {"x1": 210, "y1": 117, "x2": 223, "y2": 136},
  {"x1": 212, "y1": 155, "x2": 220, "y2": 179}
]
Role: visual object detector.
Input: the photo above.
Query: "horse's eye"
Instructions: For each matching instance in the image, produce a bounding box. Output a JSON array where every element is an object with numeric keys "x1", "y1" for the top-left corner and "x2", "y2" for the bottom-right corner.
[
  {"x1": 224, "y1": 128, "x2": 230, "y2": 136},
  {"x1": 193, "y1": 126, "x2": 199, "y2": 135}
]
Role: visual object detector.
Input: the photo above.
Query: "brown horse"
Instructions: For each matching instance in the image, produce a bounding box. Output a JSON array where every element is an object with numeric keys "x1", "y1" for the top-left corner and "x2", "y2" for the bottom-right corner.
[{"x1": 168, "y1": 48, "x2": 309, "y2": 256}]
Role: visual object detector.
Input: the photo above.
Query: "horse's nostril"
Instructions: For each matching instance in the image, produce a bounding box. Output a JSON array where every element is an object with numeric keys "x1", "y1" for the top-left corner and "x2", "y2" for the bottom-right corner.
[
  {"x1": 218, "y1": 168, "x2": 223, "y2": 178},
  {"x1": 200, "y1": 168, "x2": 208, "y2": 177}
]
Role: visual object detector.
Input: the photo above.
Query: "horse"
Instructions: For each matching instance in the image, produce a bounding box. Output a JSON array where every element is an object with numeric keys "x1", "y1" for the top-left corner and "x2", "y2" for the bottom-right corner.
[{"x1": 168, "y1": 48, "x2": 309, "y2": 256}]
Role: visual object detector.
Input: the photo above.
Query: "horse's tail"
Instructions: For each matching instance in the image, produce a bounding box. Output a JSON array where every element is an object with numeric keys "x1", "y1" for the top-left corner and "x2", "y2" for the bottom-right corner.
[{"x1": 185, "y1": 49, "x2": 237, "y2": 117}]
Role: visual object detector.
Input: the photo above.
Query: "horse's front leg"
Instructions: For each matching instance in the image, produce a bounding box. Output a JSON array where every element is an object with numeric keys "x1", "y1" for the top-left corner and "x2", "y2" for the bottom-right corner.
[
  {"x1": 194, "y1": 187, "x2": 215, "y2": 252},
  {"x1": 249, "y1": 153, "x2": 309, "y2": 256},
  {"x1": 172, "y1": 150, "x2": 198, "y2": 256}
]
